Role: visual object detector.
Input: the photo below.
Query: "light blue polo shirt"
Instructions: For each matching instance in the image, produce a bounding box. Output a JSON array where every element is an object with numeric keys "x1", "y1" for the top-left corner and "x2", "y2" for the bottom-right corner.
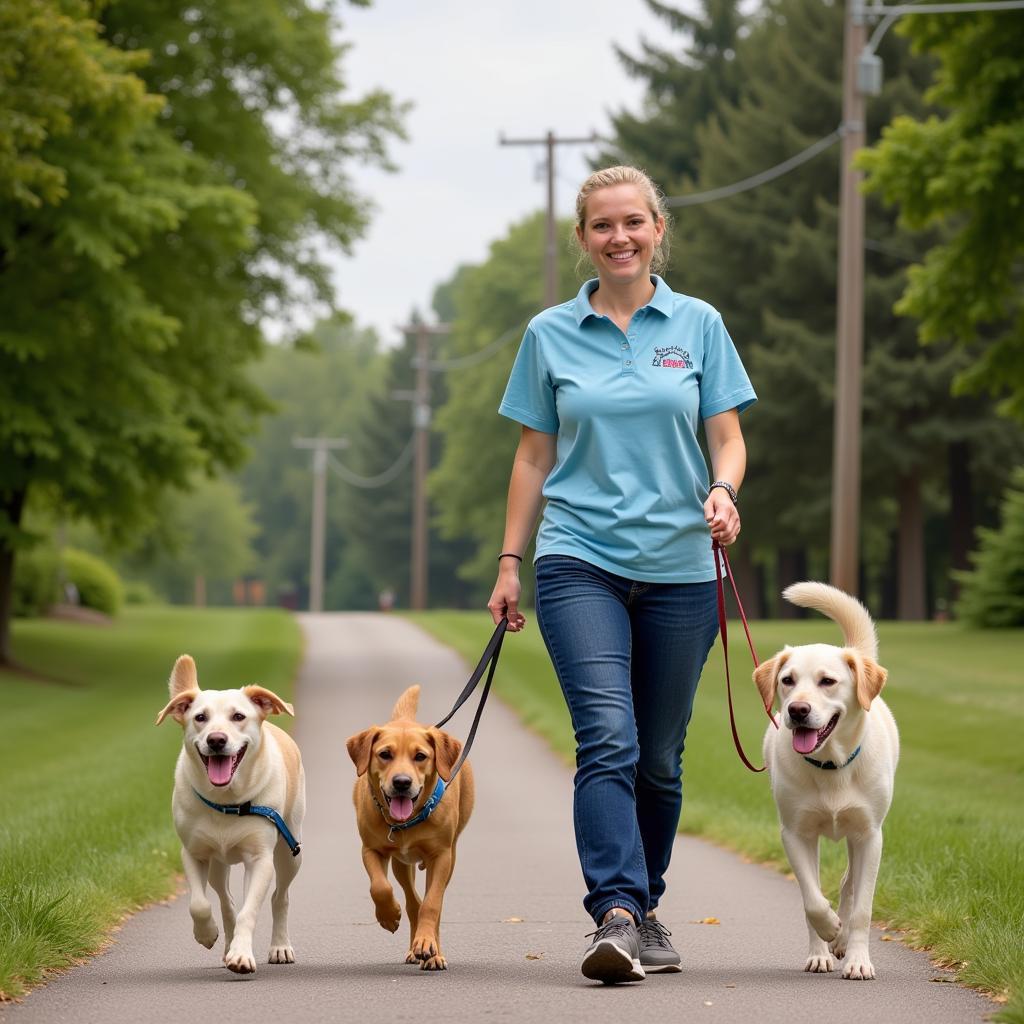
[{"x1": 499, "y1": 276, "x2": 756, "y2": 583}]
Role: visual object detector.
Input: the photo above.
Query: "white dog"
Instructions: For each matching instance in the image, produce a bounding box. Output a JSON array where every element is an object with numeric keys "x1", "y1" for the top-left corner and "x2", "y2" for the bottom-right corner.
[
  {"x1": 156, "y1": 655, "x2": 306, "y2": 974},
  {"x1": 754, "y1": 582, "x2": 899, "y2": 980}
]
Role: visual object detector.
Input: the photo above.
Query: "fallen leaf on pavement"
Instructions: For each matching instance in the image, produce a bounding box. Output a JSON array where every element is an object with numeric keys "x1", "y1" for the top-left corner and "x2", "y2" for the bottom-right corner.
[
  {"x1": 502, "y1": 917, "x2": 524, "y2": 923},
  {"x1": 694, "y1": 917, "x2": 720, "y2": 925},
  {"x1": 526, "y1": 952, "x2": 544, "y2": 960}
]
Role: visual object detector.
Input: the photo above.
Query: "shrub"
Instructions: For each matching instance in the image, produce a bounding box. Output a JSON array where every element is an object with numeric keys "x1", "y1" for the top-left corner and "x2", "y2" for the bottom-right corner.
[
  {"x1": 12, "y1": 547, "x2": 60, "y2": 617},
  {"x1": 955, "y1": 467, "x2": 1024, "y2": 627},
  {"x1": 122, "y1": 580, "x2": 163, "y2": 606},
  {"x1": 60, "y1": 548, "x2": 124, "y2": 617}
]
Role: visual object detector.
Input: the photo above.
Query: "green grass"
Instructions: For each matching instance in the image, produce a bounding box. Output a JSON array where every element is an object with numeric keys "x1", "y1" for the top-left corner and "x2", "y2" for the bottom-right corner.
[
  {"x1": 409, "y1": 612, "x2": 1024, "y2": 1022},
  {"x1": 0, "y1": 607, "x2": 302, "y2": 1000}
]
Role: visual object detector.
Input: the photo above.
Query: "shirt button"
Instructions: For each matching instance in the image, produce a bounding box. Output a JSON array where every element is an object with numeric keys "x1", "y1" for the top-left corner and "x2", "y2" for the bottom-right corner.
[
  {"x1": 625, "y1": 359, "x2": 632, "y2": 366},
  {"x1": 621, "y1": 342, "x2": 628, "y2": 350}
]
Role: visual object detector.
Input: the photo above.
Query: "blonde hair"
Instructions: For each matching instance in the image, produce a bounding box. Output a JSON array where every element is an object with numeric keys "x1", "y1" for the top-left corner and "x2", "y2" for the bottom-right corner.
[{"x1": 573, "y1": 165, "x2": 672, "y2": 275}]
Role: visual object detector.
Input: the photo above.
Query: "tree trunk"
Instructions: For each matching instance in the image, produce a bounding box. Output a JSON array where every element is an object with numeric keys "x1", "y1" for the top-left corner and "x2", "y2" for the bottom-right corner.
[
  {"x1": 880, "y1": 529, "x2": 898, "y2": 620},
  {"x1": 775, "y1": 548, "x2": 808, "y2": 618},
  {"x1": 897, "y1": 471, "x2": 927, "y2": 620},
  {"x1": 948, "y1": 440, "x2": 974, "y2": 607},
  {"x1": 0, "y1": 486, "x2": 28, "y2": 666},
  {"x1": 194, "y1": 574, "x2": 207, "y2": 608},
  {"x1": 727, "y1": 540, "x2": 764, "y2": 619}
]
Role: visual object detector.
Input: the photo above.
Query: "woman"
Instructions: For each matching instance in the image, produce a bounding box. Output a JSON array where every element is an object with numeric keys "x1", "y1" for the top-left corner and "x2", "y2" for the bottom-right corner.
[{"x1": 487, "y1": 166, "x2": 755, "y2": 984}]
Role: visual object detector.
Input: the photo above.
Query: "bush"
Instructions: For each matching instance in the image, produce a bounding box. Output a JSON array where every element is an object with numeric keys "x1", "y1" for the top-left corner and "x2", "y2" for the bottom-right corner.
[
  {"x1": 60, "y1": 548, "x2": 124, "y2": 617},
  {"x1": 122, "y1": 580, "x2": 163, "y2": 606},
  {"x1": 955, "y1": 467, "x2": 1024, "y2": 627},
  {"x1": 12, "y1": 547, "x2": 59, "y2": 618}
]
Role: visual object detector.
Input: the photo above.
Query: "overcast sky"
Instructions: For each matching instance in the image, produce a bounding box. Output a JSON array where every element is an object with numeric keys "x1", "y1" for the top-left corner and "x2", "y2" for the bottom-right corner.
[{"x1": 329, "y1": 0, "x2": 673, "y2": 345}]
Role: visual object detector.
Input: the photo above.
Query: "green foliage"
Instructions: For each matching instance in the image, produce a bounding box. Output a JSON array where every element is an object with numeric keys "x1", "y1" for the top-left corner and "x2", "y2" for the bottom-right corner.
[
  {"x1": 60, "y1": 547, "x2": 123, "y2": 616},
  {"x1": 121, "y1": 579, "x2": 162, "y2": 606},
  {"x1": 859, "y1": 11, "x2": 1024, "y2": 422},
  {"x1": 11, "y1": 546, "x2": 58, "y2": 618},
  {"x1": 0, "y1": 606, "x2": 301, "y2": 998},
  {"x1": 412, "y1": 610, "x2": 1024, "y2": 1016},
  {"x1": 429, "y1": 213, "x2": 582, "y2": 598},
  {"x1": 956, "y1": 467, "x2": 1024, "y2": 627}
]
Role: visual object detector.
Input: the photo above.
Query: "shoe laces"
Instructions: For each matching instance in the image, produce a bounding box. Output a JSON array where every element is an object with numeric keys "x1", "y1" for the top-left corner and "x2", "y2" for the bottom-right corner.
[
  {"x1": 585, "y1": 915, "x2": 635, "y2": 941},
  {"x1": 638, "y1": 917, "x2": 673, "y2": 948}
]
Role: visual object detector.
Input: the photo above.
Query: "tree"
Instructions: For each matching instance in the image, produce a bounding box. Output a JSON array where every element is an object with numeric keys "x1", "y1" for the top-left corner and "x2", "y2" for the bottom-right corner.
[
  {"x1": 859, "y1": 10, "x2": 1024, "y2": 421},
  {"x1": 0, "y1": 0, "x2": 403, "y2": 662},
  {"x1": 599, "y1": 0, "x2": 749, "y2": 192}
]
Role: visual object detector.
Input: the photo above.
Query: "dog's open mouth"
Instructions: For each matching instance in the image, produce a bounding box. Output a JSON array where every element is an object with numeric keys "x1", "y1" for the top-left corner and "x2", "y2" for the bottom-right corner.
[
  {"x1": 382, "y1": 787, "x2": 419, "y2": 823},
  {"x1": 200, "y1": 746, "x2": 247, "y2": 786},
  {"x1": 793, "y1": 713, "x2": 839, "y2": 755}
]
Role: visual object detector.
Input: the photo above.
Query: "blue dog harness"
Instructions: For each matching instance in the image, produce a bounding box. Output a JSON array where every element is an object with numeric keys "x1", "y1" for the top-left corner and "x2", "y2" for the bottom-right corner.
[{"x1": 192, "y1": 789, "x2": 302, "y2": 856}]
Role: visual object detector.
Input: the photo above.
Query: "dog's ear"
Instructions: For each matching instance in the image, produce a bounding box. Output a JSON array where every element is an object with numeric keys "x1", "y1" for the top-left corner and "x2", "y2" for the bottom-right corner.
[
  {"x1": 428, "y1": 729, "x2": 463, "y2": 782},
  {"x1": 242, "y1": 685, "x2": 295, "y2": 719},
  {"x1": 155, "y1": 688, "x2": 199, "y2": 726},
  {"x1": 346, "y1": 728, "x2": 379, "y2": 776},
  {"x1": 169, "y1": 655, "x2": 198, "y2": 698},
  {"x1": 844, "y1": 652, "x2": 888, "y2": 710},
  {"x1": 753, "y1": 652, "x2": 787, "y2": 711}
]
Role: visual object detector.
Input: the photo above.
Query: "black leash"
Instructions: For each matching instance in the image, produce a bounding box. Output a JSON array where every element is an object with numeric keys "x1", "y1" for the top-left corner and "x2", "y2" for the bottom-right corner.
[{"x1": 434, "y1": 617, "x2": 508, "y2": 781}]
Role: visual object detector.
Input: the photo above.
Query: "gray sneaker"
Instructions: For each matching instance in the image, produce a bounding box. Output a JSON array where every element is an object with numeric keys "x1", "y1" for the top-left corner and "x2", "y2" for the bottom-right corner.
[
  {"x1": 581, "y1": 915, "x2": 646, "y2": 984},
  {"x1": 637, "y1": 916, "x2": 682, "y2": 973}
]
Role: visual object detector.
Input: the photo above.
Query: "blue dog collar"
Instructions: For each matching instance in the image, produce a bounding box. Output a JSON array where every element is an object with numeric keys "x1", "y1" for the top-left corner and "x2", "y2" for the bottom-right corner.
[
  {"x1": 192, "y1": 788, "x2": 301, "y2": 856},
  {"x1": 804, "y1": 745, "x2": 862, "y2": 771}
]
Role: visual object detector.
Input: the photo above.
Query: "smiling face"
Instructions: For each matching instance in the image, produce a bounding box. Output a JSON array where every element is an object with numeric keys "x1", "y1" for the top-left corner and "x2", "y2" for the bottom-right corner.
[
  {"x1": 347, "y1": 720, "x2": 462, "y2": 824},
  {"x1": 575, "y1": 183, "x2": 665, "y2": 288},
  {"x1": 754, "y1": 644, "x2": 886, "y2": 757}
]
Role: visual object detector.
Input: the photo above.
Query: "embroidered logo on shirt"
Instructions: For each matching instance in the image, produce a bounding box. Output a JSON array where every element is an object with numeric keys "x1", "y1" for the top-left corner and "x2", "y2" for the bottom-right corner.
[{"x1": 652, "y1": 346, "x2": 693, "y2": 369}]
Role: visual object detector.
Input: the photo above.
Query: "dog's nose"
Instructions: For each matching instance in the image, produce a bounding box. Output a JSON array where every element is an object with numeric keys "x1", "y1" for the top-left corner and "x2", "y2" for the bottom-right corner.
[
  {"x1": 391, "y1": 775, "x2": 413, "y2": 793},
  {"x1": 788, "y1": 702, "x2": 811, "y2": 722},
  {"x1": 207, "y1": 732, "x2": 228, "y2": 752}
]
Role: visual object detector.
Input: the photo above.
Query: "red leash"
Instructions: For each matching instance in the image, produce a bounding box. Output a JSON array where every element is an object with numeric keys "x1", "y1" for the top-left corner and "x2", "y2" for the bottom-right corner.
[{"x1": 712, "y1": 540, "x2": 778, "y2": 773}]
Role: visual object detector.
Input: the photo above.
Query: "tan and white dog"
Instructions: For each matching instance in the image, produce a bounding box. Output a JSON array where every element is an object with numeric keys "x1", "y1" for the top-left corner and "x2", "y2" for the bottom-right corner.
[
  {"x1": 754, "y1": 582, "x2": 899, "y2": 980},
  {"x1": 156, "y1": 655, "x2": 306, "y2": 975}
]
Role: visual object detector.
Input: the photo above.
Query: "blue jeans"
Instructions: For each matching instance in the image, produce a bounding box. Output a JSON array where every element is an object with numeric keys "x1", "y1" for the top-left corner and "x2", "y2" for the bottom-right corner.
[{"x1": 534, "y1": 555, "x2": 719, "y2": 925}]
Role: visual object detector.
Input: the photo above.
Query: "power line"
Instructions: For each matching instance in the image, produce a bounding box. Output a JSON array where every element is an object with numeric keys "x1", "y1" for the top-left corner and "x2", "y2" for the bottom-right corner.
[
  {"x1": 426, "y1": 320, "x2": 528, "y2": 371},
  {"x1": 664, "y1": 128, "x2": 844, "y2": 207},
  {"x1": 326, "y1": 435, "x2": 415, "y2": 489}
]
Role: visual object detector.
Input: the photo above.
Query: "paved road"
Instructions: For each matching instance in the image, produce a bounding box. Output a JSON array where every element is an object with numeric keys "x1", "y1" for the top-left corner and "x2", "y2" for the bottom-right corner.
[{"x1": 1, "y1": 614, "x2": 994, "y2": 1023}]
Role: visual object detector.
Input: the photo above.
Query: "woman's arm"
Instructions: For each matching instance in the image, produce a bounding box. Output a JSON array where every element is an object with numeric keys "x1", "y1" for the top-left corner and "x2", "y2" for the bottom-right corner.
[
  {"x1": 487, "y1": 426, "x2": 557, "y2": 631},
  {"x1": 703, "y1": 409, "x2": 746, "y2": 547}
]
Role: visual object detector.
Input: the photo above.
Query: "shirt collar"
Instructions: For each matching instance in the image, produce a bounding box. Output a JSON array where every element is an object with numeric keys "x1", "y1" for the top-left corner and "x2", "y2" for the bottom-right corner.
[{"x1": 573, "y1": 275, "x2": 675, "y2": 326}]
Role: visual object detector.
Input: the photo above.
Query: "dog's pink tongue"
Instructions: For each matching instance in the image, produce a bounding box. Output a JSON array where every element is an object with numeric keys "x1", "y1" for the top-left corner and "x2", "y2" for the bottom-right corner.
[
  {"x1": 389, "y1": 796, "x2": 414, "y2": 822},
  {"x1": 207, "y1": 755, "x2": 233, "y2": 785},
  {"x1": 793, "y1": 728, "x2": 819, "y2": 755}
]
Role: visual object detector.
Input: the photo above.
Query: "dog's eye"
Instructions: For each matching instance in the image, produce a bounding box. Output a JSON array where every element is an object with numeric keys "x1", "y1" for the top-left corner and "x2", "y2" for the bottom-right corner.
[
  {"x1": 414, "y1": 752, "x2": 428, "y2": 762},
  {"x1": 231, "y1": 712, "x2": 245, "y2": 722},
  {"x1": 195, "y1": 712, "x2": 207, "y2": 722},
  {"x1": 820, "y1": 677, "x2": 837, "y2": 687},
  {"x1": 779, "y1": 676, "x2": 794, "y2": 687},
  {"x1": 377, "y1": 750, "x2": 393, "y2": 761}
]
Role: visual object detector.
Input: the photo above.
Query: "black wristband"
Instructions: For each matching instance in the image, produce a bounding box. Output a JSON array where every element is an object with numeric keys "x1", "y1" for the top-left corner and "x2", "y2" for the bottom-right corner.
[
  {"x1": 710, "y1": 480, "x2": 738, "y2": 506},
  {"x1": 498, "y1": 552, "x2": 523, "y2": 563}
]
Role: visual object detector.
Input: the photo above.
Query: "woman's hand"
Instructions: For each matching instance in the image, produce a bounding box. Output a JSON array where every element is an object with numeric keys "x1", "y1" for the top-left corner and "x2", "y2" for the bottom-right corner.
[
  {"x1": 487, "y1": 568, "x2": 527, "y2": 632},
  {"x1": 704, "y1": 489, "x2": 741, "y2": 546}
]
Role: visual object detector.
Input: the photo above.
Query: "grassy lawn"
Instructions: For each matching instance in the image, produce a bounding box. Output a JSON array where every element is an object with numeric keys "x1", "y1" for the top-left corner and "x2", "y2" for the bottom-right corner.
[
  {"x1": 410, "y1": 611, "x2": 1024, "y2": 1022},
  {"x1": 0, "y1": 607, "x2": 302, "y2": 1000}
]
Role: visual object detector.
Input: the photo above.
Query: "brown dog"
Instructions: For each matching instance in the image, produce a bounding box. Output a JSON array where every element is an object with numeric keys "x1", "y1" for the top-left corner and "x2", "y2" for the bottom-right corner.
[{"x1": 346, "y1": 685, "x2": 474, "y2": 971}]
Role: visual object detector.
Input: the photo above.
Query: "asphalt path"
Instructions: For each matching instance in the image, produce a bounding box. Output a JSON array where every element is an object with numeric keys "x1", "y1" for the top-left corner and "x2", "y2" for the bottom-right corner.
[{"x1": 1, "y1": 613, "x2": 994, "y2": 1023}]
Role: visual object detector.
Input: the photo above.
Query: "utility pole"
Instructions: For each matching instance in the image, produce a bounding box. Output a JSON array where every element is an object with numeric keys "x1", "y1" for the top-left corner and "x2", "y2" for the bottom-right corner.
[
  {"x1": 499, "y1": 130, "x2": 601, "y2": 308},
  {"x1": 293, "y1": 436, "x2": 349, "y2": 612},
  {"x1": 394, "y1": 320, "x2": 450, "y2": 611},
  {"x1": 830, "y1": 0, "x2": 868, "y2": 595}
]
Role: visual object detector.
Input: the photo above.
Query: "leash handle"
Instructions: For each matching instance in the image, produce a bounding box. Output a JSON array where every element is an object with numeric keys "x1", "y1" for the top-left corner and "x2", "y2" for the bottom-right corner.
[
  {"x1": 713, "y1": 541, "x2": 777, "y2": 775},
  {"x1": 434, "y1": 617, "x2": 507, "y2": 781}
]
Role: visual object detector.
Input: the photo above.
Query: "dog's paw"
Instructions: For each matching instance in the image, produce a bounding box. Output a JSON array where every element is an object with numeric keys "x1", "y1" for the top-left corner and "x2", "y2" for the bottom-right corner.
[
  {"x1": 841, "y1": 947, "x2": 875, "y2": 980},
  {"x1": 412, "y1": 932, "x2": 439, "y2": 961},
  {"x1": 224, "y1": 946, "x2": 257, "y2": 975},
  {"x1": 830, "y1": 929, "x2": 849, "y2": 960},
  {"x1": 268, "y1": 945, "x2": 295, "y2": 964},
  {"x1": 405, "y1": 949, "x2": 420, "y2": 965},
  {"x1": 807, "y1": 905, "x2": 841, "y2": 943},
  {"x1": 192, "y1": 917, "x2": 219, "y2": 949},
  {"x1": 374, "y1": 898, "x2": 402, "y2": 933},
  {"x1": 804, "y1": 953, "x2": 835, "y2": 973},
  {"x1": 420, "y1": 954, "x2": 448, "y2": 971}
]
